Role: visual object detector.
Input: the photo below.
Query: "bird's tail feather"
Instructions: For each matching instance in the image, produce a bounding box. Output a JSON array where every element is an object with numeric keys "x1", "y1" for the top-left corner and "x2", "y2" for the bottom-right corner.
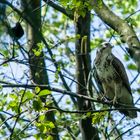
[
  {"x1": 119, "y1": 110, "x2": 137, "y2": 118},
  {"x1": 115, "y1": 104, "x2": 137, "y2": 118}
]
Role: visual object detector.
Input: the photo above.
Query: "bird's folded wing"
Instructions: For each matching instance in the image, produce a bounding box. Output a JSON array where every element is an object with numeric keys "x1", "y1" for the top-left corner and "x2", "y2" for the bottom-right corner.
[{"x1": 111, "y1": 55, "x2": 132, "y2": 94}]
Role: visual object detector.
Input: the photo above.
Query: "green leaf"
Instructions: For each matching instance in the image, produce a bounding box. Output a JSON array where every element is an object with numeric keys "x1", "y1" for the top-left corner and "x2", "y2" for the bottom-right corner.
[
  {"x1": 25, "y1": 91, "x2": 35, "y2": 99},
  {"x1": 19, "y1": 89, "x2": 25, "y2": 95},
  {"x1": 36, "y1": 122, "x2": 46, "y2": 133},
  {"x1": 127, "y1": 63, "x2": 137, "y2": 70},
  {"x1": 23, "y1": 91, "x2": 35, "y2": 102},
  {"x1": 86, "y1": 112, "x2": 91, "y2": 117},
  {"x1": 32, "y1": 43, "x2": 44, "y2": 56},
  {"x1": 0, "y1": 85, "x2": 3, "y2": 91},
  {"x1": 9, "y1": 93, "x2": 17, "y2": 99},
  {"x1": 3, "y1": 63, "x2": 8, "y2": 67},
  {"x1": 54, "y1": 71, "x2": 59, "y2": 83},
  {"x1": 92, "y1": 111, "x2": 107, "y2": 124},
  {"x1": 35, "y1": 87, "x2": 41, "y2": 93},
  {"x1": 34, "y1": 51, "x2": 41, "y2": 56},
  {"x1": 33, "y1": 49, "x2": 41, "y2": 56},
  {"x1": 39, "y1": 114, "x2": 46, "y2": 122},
  {"x1": 45, "y1": 121, "x2": 55, "y2": 129},
  {"x1": 66, "y1": 98, "x2": 71, "y2": 104},
  {"x1": 91, "y1": 38, "x2": 104, "y2": 49},
  {"x1": 38, "y1": 90, "x2": 51, "y2": 97},
  {"x1": 7, "y1": 101, "x2": 19, "y2": 113},
  {"x1": 47, "y1": 135, "x2": 53, "y2": 140},
  {"x1": 3, "y1": 50, "x2": 9, "y2": 57},
  {"x1": 8, "y1": 101, "x2": 17, "y2": 107},
  {"x1": 124, "y1": 54, "x2": 130, "y2": 61},
  {"x1": 37, "y1": 42, "x2": 44, "y2": 50},
  {"x1": 33, "y1": 99, "x2": 43, "y2": 111}
]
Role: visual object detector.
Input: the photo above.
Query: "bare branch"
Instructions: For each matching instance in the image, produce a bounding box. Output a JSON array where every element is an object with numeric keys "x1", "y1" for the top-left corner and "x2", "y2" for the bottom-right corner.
[
  {"x1": 115, "y1": 124, "x2": 140, "y2": 140},
  {"x1": 0, "y1": 114, "x2": 12, "y2": 133},
  {"x1": 46, "y1": 106, "x2": 140, "y2": 114}
]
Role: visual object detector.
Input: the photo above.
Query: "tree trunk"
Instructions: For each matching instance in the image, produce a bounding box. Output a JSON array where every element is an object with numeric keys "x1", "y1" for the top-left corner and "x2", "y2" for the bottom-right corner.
[
  {"x1": 75, "y1": 11, "x2": 99, "y2": 140},
  {"x1": 21, "y1": 1, "x2": 59, "y2": 139}
]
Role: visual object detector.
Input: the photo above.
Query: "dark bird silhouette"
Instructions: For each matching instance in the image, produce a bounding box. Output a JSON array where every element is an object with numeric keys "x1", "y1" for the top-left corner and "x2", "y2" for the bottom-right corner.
[{"x1": 11, "y1": 22, "x2": 24, "y2": 39}]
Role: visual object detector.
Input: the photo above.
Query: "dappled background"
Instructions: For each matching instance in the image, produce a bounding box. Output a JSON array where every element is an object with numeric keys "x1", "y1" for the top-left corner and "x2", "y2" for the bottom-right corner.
[{"x1": 0, "y1": 0, "x2": 140, "y2": 140}]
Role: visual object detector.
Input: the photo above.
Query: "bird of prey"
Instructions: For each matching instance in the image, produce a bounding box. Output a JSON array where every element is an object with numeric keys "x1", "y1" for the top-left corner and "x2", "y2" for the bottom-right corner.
[{"x1": 94, "y1": 42, "x2": 137, "y2": 118}]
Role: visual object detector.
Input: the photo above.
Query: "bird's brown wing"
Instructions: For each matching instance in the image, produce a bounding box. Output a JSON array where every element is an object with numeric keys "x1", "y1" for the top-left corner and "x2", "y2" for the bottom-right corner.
[
  {"x1": 111, "y1": 55, "x2": 131, "y2": 94},
  {"x1": 111, "y1": 55, "x2": 137, "y2": 118}
]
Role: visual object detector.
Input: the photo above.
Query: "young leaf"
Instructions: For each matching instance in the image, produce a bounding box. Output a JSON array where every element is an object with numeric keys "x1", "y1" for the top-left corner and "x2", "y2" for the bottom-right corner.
[
  {"x1": 35, "y1": 87, "x2": 41, "y2": 93},
  {"x1": 127, "y1": 63, "x2": 137, "y2": 70},
  {"x1": 47, "y1": 135, "x2": 53, "y2": 140},
  {"x1": 38, "y1": 90, "x2": 51, "y2": 97},
  {"x1": 92, "y1": 111, "x2": 108, "y2": 124},
  {"x1": 33, "y1": 99, "x2": 42, "y2": 111}
]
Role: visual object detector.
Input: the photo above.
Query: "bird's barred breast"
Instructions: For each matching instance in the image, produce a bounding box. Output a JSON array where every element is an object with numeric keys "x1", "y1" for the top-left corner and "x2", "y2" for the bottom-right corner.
[{"x1": 96, "y1": 61, "x2": 120, "y2": 82}]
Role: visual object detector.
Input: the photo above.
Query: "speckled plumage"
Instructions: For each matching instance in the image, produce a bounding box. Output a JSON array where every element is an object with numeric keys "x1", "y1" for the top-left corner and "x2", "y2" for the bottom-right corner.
[{"x1": 94, "y1": 42, "x2": 137, "y2": 118}]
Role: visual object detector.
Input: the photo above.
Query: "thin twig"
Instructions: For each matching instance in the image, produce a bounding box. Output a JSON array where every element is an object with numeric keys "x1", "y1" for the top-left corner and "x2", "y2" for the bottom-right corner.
[
  {"x1": 9, "y1": 81, "x2": 28, "y2": 139},
  {"x1": 16, "y1": 109, "x2": 56, "y2": 137},
  {"x1": 43, "y1": 0, "x2": 73, "y2": 19},
  {"x1": 0, "y1": 110, "x2": 28, "y2": 128},
  {"x1": 115, "y1": 124, "x2": 140, "y2": 140}
]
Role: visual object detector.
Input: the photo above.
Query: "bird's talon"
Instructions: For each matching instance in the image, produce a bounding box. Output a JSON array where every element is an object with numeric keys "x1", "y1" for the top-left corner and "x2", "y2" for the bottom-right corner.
[
  {"x1": 109, "y1": 100, "x2": 113, "y2": 103},
  {"x1": 97, "y1": 94, "x2": 106, "y2": 102},
  {"x1": 113, "y1": 97, "x2": 118, "y2": 105},
  {"x1": 101, "y1": 96, "x2": 105, "y2": 101}
]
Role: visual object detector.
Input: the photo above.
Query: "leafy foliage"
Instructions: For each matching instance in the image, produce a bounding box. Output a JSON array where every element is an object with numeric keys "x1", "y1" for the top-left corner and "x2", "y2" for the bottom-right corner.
[{"x1": 0, "y1": 0, "x2": 139, "y2": 140}]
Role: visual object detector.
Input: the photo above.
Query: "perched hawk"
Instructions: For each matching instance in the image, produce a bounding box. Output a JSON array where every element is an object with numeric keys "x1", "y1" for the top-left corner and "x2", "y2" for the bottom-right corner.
[{"x1": 94, "y1": 42, "x2": 137, "y2": 118}]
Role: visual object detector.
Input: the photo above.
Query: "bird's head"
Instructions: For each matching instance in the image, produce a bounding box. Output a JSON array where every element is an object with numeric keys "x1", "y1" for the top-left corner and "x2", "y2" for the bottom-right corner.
[
  {"x1": 95, "y1": 42, "x2": 113, "y2": 63},
  {"x1": 96, "y1": 42, "x2": 113, "y2": 58}
]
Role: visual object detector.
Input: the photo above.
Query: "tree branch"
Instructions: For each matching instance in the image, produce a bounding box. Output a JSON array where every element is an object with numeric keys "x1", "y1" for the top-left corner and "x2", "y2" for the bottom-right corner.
[
  {"x1": 2, "y1": 83, "x2": 140, "y2": 110},
  {"x1": 0, "y1": 114, "x2": 12, "y2": 133},
  {"x1": 43, "y1": 0, "x2": 73, "y2": 19},
  {"x1": 90, "y1": 0, "x2": 140, "y2": 71},
  {"x1": 46, "y1": 106, "x2": 140, "y2": 114},
  {"x1": 2, "y1": 83, "x2": 100, "y2": 103}
]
